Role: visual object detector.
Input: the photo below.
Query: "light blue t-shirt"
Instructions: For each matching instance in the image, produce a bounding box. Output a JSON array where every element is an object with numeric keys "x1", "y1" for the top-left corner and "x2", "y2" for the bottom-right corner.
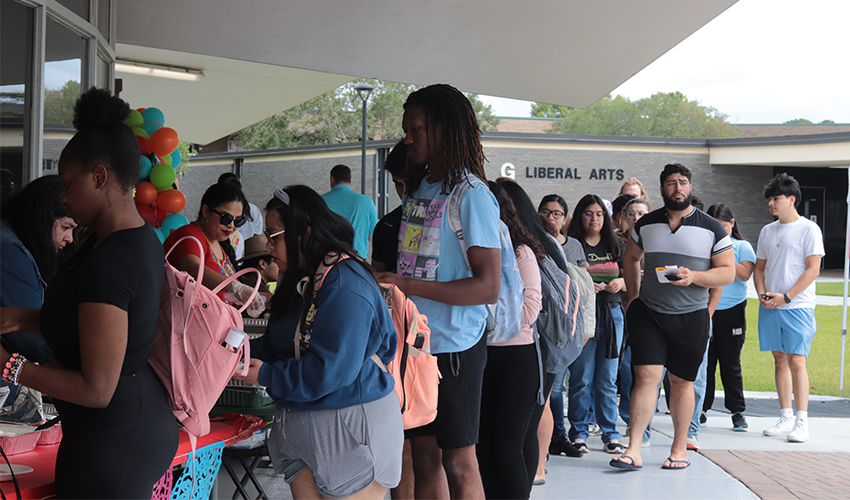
[
  {"x1": 397, "y1": 177, "x2": 500, "y2": 354},
  {"x1": 321, "y1": 184, "x2": 378, "y2": 258},
  {"x1": 717, "y1": 237, "x2": 757, "y2": 310}
]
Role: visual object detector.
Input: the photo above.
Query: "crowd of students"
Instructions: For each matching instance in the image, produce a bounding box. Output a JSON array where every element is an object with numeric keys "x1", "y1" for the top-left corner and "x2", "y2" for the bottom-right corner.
[{"x1": 0, "y1": 84, "x2": 824, "y2": 500}]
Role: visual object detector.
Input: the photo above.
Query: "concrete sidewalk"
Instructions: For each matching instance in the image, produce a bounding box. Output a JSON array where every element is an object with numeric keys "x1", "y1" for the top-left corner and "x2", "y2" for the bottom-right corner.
[{"x1": 534, "y1": 403, "x2": 850, "y2": 500}]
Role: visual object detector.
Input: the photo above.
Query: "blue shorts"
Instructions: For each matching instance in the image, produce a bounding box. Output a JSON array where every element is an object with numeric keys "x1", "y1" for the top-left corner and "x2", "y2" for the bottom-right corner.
[{"x1": 758, "y1": 307, "x2": 816, "y2": 356}]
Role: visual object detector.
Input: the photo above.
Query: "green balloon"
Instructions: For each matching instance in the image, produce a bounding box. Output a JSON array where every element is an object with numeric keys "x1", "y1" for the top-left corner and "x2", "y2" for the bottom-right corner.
[
  {"x1": 133, "y1": 127, "x2": 149, "y2": 139},
  {"x1": 123, "y1": 109, "x2": 144, "y2": 128},
  {"x1": 150, "y1": 163, "x2": 176, "y2": 189}
]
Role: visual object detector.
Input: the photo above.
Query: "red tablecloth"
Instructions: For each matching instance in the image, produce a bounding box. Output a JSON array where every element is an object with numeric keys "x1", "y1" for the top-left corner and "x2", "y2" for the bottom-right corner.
[{"x1": 1, "y1": 413, "x2": 266, "y2": 499}]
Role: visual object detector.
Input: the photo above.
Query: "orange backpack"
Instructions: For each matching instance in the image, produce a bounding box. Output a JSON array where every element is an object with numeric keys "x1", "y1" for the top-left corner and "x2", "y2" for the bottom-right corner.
[{"x1": 310, "y1": 253, "x2": 440, "y2": 430}]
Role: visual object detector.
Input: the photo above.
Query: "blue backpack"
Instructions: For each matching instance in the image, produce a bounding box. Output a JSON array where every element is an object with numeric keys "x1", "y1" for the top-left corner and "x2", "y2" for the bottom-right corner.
[{"x1": 447, "y1": 175, "x2": 525, "y2": 344}]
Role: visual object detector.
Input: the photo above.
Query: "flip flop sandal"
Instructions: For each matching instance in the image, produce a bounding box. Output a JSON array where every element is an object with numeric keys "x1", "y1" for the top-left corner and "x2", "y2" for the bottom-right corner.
[
  {"x1": 661, "y1": 457, "x2": 691, "y2": 470},
  {"x1": 609, "y1": 455, "x2": 642, "y2": 471}
]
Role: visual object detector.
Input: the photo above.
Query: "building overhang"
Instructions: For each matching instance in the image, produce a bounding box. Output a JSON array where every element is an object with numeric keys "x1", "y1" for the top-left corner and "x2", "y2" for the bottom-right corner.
[{"x1": 114, "y1": 0, "x2": 739, "y2": 144}]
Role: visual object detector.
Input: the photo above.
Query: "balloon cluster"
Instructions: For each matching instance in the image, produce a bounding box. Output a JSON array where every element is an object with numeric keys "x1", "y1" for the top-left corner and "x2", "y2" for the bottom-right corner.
[{"x1": 124, "y1": 107, "x2": 190, "y2": 243}]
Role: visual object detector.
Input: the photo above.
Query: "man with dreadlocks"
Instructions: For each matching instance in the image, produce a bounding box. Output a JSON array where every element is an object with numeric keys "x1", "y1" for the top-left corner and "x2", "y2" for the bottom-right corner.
[{"x1": 379, "y1": 84, "x2": 501, "y2": 500}]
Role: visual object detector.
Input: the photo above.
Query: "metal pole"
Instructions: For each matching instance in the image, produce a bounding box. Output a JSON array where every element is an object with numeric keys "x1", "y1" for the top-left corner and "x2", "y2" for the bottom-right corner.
[
  {"x1": 360, "y1": 100, "x2": 367, "y2": 195},
  {"x1": 842, "y1": 165, "x2": 850, "y2": 390}
]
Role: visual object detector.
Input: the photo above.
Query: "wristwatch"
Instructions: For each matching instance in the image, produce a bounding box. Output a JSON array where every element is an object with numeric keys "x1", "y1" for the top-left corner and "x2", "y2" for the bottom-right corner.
[{"x1": 783, "y1": 293, "x2": 791, "y2": 304}]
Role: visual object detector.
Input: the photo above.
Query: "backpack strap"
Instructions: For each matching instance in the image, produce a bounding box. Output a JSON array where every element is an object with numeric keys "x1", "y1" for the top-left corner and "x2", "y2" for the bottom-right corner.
[
  {"x1": 447, "y1": 175, "x2": 487, "y2": 270},
  {"x1": 293, "y1": 253, "x2": 347, "y2": 361}
]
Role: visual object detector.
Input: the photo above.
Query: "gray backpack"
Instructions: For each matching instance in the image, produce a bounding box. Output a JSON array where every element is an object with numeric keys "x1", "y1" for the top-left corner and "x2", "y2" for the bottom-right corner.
[{"x1": 535, "y1": 255, "x2": 585, "y2": 376}]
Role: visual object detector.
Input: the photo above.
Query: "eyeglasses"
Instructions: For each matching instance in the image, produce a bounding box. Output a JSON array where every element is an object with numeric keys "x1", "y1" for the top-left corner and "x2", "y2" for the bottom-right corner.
[
  {"x1": 539, "y1": 209, "x2": 565, "y2": 219},
  {"x1": 583, "y1": 211, "x2": 605, "y2": 219},
  {"x1": 264, "y1": 228, "x2": 285, "y2": 244},
  {"x1": 210, "y1": 208, "x2": 247, "y2": 228}
]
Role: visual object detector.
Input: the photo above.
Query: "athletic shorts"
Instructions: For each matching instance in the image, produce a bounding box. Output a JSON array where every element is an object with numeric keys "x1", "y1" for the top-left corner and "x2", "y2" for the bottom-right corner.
[
  {"x1": 758, "y1": 307, "x2": 816, "y2": 356},
  {"x1": 404, "y1": 332, "x2": 487, "y2": 449},
  {"x1": 626, "y1": 298, "x2": 709, "y2": 382},
  {"x1": 268, "y1": 392, "x2": 403, "y2": 498}
]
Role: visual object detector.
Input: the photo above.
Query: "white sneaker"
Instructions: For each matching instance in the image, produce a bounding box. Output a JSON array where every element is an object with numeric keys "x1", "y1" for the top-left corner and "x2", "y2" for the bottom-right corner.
[
  {"x1": 787, "y1": 420, "x2": 809, "y2": 443},
  {"x1": 589, "y1": 423, "x2": 602, "y2": 436},
  {"x1": 763, "y1": 415, "x2": 795, "y2": 437},
  {"x1": 686, "y1": 435, "x2": 699, "y2": 451}
]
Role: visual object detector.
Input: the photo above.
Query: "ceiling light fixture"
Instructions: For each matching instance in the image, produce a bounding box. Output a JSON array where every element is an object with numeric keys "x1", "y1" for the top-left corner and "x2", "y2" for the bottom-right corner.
[{"x1": 115, "y1": 60, "x2": 204, "y2": 81}]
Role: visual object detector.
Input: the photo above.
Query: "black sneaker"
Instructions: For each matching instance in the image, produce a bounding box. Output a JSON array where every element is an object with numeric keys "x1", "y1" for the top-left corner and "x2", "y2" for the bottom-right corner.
[
  {"x1": 732, "y1": 412, "x2": 749, "y2": 432},
  {"x1": 549, "y1": 436, "x2": 583, "y2": 458},
  {"x1": 700, "y1": 412, "x2": 707, "y2": 424},
  {"x1": 573, "y1": 440, "x2": 589, "y2": 454}
]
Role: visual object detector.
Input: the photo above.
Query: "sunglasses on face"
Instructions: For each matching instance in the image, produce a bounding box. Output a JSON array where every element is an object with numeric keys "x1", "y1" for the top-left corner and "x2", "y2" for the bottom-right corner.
[
  {"x1": 264, "y1": 228, "x2": 285, "y2": 244},
  {"x1": 210, "y1": 208, "x2": 247, "y2": 228},
  {"x1": 539, "y1": 209, "x2": 565, "y2": 219}
]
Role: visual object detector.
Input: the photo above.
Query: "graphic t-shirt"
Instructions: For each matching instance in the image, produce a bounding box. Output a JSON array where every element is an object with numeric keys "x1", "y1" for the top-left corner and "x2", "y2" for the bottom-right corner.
[
  {"x1": 582, "y1": 238, "x2": 625, "y2": 304},
  {"x1": 397, "y1": 177, "x2": 500, "y2": 354}
]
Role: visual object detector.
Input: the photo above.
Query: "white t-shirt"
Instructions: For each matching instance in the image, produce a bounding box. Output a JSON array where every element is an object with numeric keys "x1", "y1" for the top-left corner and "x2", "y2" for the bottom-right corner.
[{"x1": 756, "y1": 217, "x2": 825, "y2": 310}]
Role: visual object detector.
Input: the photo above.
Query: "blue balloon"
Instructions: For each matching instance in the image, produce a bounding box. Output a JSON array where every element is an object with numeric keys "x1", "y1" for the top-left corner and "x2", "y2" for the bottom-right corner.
[
  {"x1": 160, "y1": 213, "x2": 189, "y2": 237},
  {"x1": 138, "y1": 155, "x2": 153, "y2": 180},
  {"x1": 140, "y1": 121, "x2": 162, "y2": 137},
  {"x1": 141, "y1": 107, "x2": 165, "y2": 126},
  {"x1": 170, "y1": 149, "x2": 182, "y2": 169},
  {"x1": 153, "y1": 227, "x2": 165, "y2": 244}
]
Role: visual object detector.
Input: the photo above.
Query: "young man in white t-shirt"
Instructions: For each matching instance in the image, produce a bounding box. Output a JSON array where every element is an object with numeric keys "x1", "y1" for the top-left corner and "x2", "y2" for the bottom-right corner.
[{"x1": 754, "y1": 173, "x2": 824, "y2": 443}]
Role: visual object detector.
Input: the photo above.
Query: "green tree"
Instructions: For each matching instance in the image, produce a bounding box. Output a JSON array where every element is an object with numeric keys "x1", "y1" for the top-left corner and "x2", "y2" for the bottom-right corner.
[
  {"x1": 531, "y1": 91, "x2": 738, "y2": 139},
  {"x1": 783, "y1": 118, "x2": 813, "y2": 124},
  {"x1": 43, "y1": 80, "x2": 81, "y2": 126},
  {"x1": 233, "y1": 80, "x2": 499, "y2": 150},
  {"x1": 820, "y1": 119, "x2": 836, "y2": 124}
]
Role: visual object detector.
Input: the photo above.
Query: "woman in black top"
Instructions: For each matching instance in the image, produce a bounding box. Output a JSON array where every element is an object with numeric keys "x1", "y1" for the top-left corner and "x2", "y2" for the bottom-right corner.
[{"x1": 0, "y1": 89, "x2": 178, "y2": 499}]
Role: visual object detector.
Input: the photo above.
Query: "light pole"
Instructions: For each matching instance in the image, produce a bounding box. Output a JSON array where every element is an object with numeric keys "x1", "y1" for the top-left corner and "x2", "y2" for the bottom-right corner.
[{"x1": 355, "y1": 83, "x2": 374, "y2": 195}]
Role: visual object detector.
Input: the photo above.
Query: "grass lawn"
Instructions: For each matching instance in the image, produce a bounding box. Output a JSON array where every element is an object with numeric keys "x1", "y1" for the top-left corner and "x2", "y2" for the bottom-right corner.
[
  {"x1": 816, "y1": 282, "x2": 849, "y2": 297},
  {"x1": 711, "y1": 299, "x2": 850, "y2": 398}
]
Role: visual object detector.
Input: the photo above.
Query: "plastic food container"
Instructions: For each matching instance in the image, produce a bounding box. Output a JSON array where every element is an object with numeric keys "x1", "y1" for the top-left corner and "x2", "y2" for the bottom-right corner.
[
  {"x1": 655, "y1": 265, "x2": 679, "y2": 283},
  {"x1": 0, "y1": 424, "x2": 40, "y2": 456}
]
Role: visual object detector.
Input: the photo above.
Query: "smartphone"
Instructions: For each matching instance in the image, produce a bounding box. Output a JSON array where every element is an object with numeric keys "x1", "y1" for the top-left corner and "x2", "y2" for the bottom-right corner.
[
  {"x1": 665, "y1": 274, "x2": 681, "y2": 282},
  {"x1": 760, "y1": 293, "x2": 769, "y2": 299}
]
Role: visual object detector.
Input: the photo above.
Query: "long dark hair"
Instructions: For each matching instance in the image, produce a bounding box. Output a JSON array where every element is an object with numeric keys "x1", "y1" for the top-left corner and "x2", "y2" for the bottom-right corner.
[
  {"x1": 197, "y1": 183, "x2": 251, "y2": 267},
  {"x1": 496, "y1": 179, "x2": 568, "y2": 272},
  {"x1": 567, "y1": 194, "x2": 621, "y2": 260},
  {"x1": 403, "y1": 84, "x2": 487, "y2": 194},
  {"x1": 489, "y1": 181, "x2": 545, "y2": 261},
  {"x1": 707, "y1": 203, "x2": 745, "y2": 240},
  {"x1": 1, "y1": 175, "x2": 67, "y2": 283},
  {"x1": 61, "y1": 88, "x2": 139, "y2": 191},
  {"x1": 266, "y1": 185, "x2": 377, "y2": 321}
]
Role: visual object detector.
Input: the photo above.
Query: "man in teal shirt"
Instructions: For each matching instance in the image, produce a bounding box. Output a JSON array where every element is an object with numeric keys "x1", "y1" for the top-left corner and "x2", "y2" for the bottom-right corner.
[{"x1": 321, "y1": 164, "x2": 378, "y2": 258}]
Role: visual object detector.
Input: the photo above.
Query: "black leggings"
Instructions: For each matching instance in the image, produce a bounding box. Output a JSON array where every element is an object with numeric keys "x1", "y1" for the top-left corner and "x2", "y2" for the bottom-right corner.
[
  {"x1": 525, "y1": 372, "x2": 556, "y2": 497},
  {"x1": 54, "y1": 365, "x2": 179, "y2": 499},
  {"x1": 477, "y1": 344, "x2": 539, "y2": 500}
]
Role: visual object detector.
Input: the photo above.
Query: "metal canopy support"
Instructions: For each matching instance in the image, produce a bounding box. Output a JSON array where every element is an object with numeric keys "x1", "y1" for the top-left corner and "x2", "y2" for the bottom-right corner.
[{"x1": 841, "y1": 165, "x2": 850, "y2": 390}]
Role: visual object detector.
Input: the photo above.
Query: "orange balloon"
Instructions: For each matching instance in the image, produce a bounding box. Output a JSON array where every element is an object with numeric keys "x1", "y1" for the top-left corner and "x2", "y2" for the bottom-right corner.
[
  {"x1": 156, "y1": 188, "x2": 186, "y2": 214},
  {"x1": 135, "y1": 181, "x2": 158, "y2": 205},
  {"x1": 150, "y1": 127, "x2": 179, "y2": 156}
]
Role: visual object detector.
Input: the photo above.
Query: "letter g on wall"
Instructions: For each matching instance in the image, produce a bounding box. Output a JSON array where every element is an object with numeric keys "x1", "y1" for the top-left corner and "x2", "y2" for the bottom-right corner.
[{"x1": 500, "y1": 162, "x2": 516, "y2": 179}]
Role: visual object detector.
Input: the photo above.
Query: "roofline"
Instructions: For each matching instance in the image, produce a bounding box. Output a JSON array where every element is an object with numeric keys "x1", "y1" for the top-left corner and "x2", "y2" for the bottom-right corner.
[{"x1": 189, "y1": 131, "x2": 850, "y2": 162}]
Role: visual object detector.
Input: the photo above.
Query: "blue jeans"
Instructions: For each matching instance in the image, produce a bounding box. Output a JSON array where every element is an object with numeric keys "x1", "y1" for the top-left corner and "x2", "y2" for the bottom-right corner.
[
  {"x1": 551, "y1": 366, "x2": 569, "y2": 438},
  {"x1": 567, "y1": 305, "x2": 624, "y2": 443},
  {"x1": 618, "y1": 345, "x2": 633, "y2": 424}
]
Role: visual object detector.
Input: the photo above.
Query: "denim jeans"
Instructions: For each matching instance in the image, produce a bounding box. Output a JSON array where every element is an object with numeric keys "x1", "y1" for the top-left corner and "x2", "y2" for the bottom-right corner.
[
  {"x1": 618, "y1": 345, "x2": 633, "y2": 424},
  {"x1": 567, "y1": 305, "x2": 624, "y2": 443},
  {"x1": 550, "y1": 366, "x2": 569, "y2": 438}
]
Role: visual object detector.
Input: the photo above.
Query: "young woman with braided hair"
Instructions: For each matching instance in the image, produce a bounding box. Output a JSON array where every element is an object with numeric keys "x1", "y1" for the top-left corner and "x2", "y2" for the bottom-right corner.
[{"x1": 379, "y1": 84, "x2": 501, "y2": 500}]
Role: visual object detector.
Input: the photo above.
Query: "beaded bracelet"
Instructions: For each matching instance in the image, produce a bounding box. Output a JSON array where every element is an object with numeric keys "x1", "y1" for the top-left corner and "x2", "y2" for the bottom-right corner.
[{"x1": 2, "y1": 352, "x2": 27, "y2": 385}]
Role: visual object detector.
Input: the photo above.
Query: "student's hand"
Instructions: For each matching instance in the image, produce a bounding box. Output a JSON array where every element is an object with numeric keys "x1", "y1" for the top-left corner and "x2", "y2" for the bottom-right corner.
[
  {"x1": 593, "y1": 282, "x2": 605, "y2": 294},
  {"x1": 670, "y1": 267, "x2": 694, "y2": 286},
  {"x1": 377, "y1": 272, "x2": 414, "y2": 295},
  {"x1": 232, "y1": 358, "x2": 264, "y2": 386},
  {"x1": 759, "y1": 292, "x2": 782, "y2": 309},
  {"x1": 605, "y1": 278, "x2": 625, "y2": 294}
]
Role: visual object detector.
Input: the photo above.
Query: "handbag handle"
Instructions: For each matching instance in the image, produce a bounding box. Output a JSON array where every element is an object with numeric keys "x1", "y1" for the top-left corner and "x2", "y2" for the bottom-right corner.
[{"x1": 211, "y1": 268, "x2": 262, "y2": 314}]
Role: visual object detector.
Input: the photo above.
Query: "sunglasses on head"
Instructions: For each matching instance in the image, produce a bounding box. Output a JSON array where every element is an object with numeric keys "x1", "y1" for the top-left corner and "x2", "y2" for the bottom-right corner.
[{"x1": 210, "y1": 208, "x2": 247, "y2": 228}]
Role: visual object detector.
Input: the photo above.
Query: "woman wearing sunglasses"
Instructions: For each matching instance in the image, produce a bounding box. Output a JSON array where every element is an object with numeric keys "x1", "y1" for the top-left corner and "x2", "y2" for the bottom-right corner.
[{"x1": 163, "y1": 183, "x2": 264, "y2": 314}]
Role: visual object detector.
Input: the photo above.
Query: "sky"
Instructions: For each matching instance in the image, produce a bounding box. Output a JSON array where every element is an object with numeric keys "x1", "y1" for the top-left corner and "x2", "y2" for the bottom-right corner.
[{"x1": 479, "y1": 0, "x2": 850, "y2": 124}]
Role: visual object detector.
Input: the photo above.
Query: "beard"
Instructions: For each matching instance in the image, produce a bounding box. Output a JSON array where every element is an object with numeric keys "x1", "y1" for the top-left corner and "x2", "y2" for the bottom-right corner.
[{"x1": 662, "y1": 192, "x2": 693, "y2": 211}]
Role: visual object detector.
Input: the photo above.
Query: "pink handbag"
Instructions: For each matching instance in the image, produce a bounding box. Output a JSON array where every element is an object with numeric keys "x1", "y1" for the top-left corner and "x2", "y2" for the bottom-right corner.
[{"x1": 148, "y1": 236, "x2": 260, "y2": 439}]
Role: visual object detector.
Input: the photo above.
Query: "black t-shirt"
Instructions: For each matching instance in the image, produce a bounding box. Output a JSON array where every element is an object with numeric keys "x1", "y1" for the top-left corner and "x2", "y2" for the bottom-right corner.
[
  {"x1": 372, "y1": 205, "x2": 402, "y2": 273},
  {"x1": 581, "y1": 237, "x2": 626, "y2": 303},
  {"x1": 40, "y1": 224, "x2": 164, "y2": 377}
]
